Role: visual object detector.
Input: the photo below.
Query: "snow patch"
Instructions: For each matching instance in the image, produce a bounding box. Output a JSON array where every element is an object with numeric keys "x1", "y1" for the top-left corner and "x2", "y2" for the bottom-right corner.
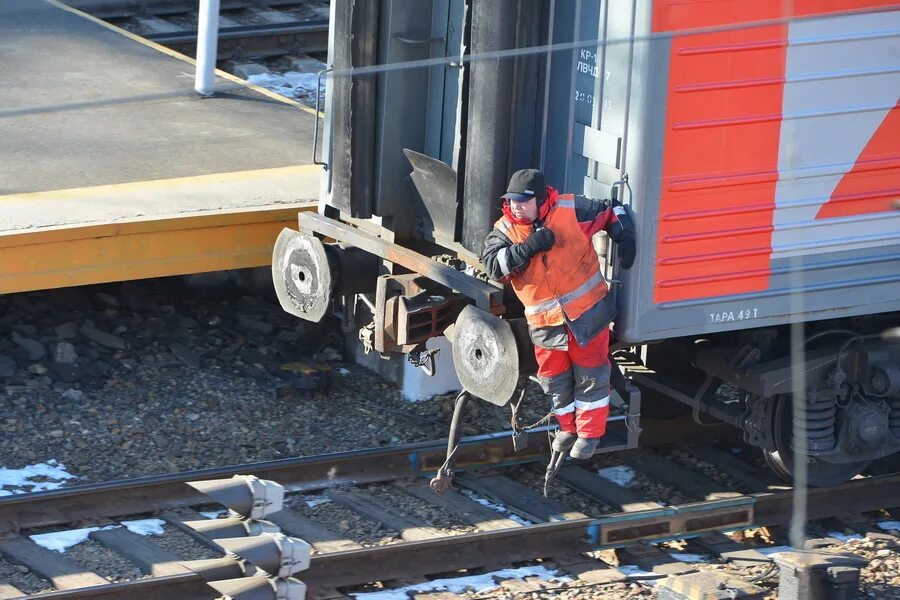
[
  {"x1": 30, "y1": 526, "x2": 114, "y2": 553},
  {"x1": 827, "y1": 531, "x2": 863, "y2": 542},
  {"x1": 669, "y1": 552, "x2": 710, "y2": 563},
  {"x1": 199, "y1": 510, "x2": 227, "y2": 520},
  {"x1": 596, "y1": 465, "x2": 636, "y2": 487},
  {"x1": 122, "y1": 519, "x2": 166, "y2": 536},
  {"x1": 336, "y1": 368, "x2": 351, "y2": 376},
  {"x1": 350, "y1": 565, "x2": 570, "y2": 599},
  {"x1": 247, "y1": 71, "x2": 322, "y2": 105},
  {"x1": 459, "y1": 489, "x2": 533, "y2": 526},
  {"x1": 0, "y1": 460, "x2": 76, "y2": 495},
  {"x1": 304, "y1": 496, "x2": 332, "y2": 508},
  {"x1": 758, "y1": 545, "x2": 795, "y2": 556},
  {"x1": 30, "y1": 518, "x2": 167, "y2": 552},
  {"x1": 877, "y1": 521, "x2": 900, "y2": 531},
  {"x1": 618, "y1": 565, "x2": 660, "y2": 586}
]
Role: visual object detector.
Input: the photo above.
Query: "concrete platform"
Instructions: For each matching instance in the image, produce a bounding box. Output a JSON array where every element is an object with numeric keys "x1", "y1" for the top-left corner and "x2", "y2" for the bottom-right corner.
[{"x1": 0, "y1": 0, "x2": 321, "y2": 293}]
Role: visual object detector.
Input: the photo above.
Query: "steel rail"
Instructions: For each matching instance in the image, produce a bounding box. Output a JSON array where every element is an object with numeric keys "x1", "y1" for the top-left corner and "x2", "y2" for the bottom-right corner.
[
  {"x1": 19, "y1": 472, "x2": 900, "y2": 599},
  {"x1": 0, "y1": 416, "x2": 718, "y2": 533},
  {"x1": 0, "y1": 427, "x2": 558, "y2": 533},
  {"x1": 148, "y1": 21, "x2": 330, "y2": 58},
  {"x1": 148, "y1": 20, "x2": 328, "y2": 45},
  {"x1": 66, "y1": 0, "x2": 292, "y2": 20},
  {"x1": 307, "y1": 472, "x2": 900, "y2": 590}
]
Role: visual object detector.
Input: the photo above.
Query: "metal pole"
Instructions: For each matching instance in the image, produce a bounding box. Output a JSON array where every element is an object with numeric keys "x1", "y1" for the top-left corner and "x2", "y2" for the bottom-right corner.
[
  {"x1": 195, "y1": 0, "x2": 220, "y2": 96},
  {"x1": 789, "y1": 255, "x2": 808, "y2": 550}
]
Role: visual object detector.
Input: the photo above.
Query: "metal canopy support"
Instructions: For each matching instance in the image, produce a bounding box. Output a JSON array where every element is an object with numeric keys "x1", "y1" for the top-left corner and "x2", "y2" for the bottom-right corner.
[
  {"x1": 460, "y1": 0, "x2": 519, "y2": 254},
  {"x1": 329, "y1": 0, "x2": 379, "y2": 217},
  {"x1": 194, "y1": 0, "x2": 220, "y2": 96},
  {"x1": 297, "y1": 212, "x2": 501, "y2": 310}
]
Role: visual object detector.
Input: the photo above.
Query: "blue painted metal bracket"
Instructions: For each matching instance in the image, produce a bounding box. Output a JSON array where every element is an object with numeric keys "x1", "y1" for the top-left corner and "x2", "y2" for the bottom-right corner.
[{"x1": 586, "y1": 496, "x2": 755, "y2": 548}]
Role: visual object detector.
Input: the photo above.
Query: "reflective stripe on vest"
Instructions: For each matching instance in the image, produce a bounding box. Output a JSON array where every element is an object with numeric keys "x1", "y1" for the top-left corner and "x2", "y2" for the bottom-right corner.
[{"x1": 523, "y1": 270, "x2": 606, "y2": 316}]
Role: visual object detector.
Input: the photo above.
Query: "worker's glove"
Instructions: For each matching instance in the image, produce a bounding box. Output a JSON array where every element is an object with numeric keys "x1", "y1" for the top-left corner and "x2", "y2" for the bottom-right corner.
[
  {"x1": 520, "y1": 227, "x2": 555, "y2": 257},
  {"x1": 617, "y1": 231, "x2": 636, "y2": 269}
]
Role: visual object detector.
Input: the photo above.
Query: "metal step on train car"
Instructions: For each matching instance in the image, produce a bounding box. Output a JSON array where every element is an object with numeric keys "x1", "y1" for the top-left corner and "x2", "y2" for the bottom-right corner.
[{"x1": 272, "y1": 0, "x2": 900, "y2": 486}]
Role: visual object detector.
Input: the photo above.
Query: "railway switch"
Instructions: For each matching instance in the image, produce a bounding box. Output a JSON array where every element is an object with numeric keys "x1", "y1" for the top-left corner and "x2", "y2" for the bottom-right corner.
[
  {"x1": 182, "y1": 516, "x2": 281, "y2": 539},
  {"x1": 207, "y1": 575, "x2": 307, "y2": 600},
  {"x1": 186, "y1": 475, "x2": 311, "y2": 599},
  {"x1": 181, "y1": 556, "x2": 246, "y2": 582},
  {"x1": 188, "y1": 475, "x2": 285, "y2": 519},
  {"x1": 218, "y1": 532, "x2": 312, "y2": 578}
]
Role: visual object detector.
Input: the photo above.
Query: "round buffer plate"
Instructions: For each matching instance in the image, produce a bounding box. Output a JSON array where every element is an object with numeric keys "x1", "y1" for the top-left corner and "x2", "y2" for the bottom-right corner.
[
  {"x1": 272, "y1": 228, "x2": 333, "y2": 323},
  {"x1": 451, "y1": 305, "x2": 520, "y2": 406}
]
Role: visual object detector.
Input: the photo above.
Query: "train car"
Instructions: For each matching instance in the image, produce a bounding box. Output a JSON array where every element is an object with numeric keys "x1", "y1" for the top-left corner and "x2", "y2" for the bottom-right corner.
[{"x1": 273, "y1": 0, "x2": 900, "y2": 486}]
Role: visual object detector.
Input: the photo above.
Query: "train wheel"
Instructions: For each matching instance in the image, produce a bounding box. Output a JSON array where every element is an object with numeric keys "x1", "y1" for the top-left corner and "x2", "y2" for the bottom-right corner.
[{"x1": 763, "y1": 395, "x2": 869, "y2": 487}]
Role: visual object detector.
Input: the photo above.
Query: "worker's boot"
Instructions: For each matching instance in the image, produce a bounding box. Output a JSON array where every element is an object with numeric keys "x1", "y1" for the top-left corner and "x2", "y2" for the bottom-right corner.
[
  {"x1": 569, "y1": 436, "x2": 602, "y2": 460},
  {"x1": 551, "y1": 431, "x2": 577, "y2": 453}
]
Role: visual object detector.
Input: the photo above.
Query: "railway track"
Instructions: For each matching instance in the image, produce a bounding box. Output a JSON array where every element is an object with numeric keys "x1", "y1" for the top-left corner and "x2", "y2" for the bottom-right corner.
[
  {"x1": 2, "y1": 422, "x2": 898, "y2": 599},
  {"x1": 65, "y1": 1, "x2": 310, "y2": 20},
  {"x1": 70, "y1": 0, "x2": 329, "y2": 59}
]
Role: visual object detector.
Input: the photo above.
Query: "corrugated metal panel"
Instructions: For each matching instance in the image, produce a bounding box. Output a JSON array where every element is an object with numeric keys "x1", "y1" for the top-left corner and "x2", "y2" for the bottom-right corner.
[{"x1": 615, "y1": 1, "x2": 900, "y2": 342}]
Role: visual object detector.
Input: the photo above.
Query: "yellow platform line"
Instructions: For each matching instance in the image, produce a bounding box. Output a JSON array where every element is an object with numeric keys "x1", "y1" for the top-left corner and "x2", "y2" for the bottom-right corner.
[
  {"x1": 0, "y1": 205, "x2": 317, "y2": 294},
  {"x1": 45, "y1": 0, "x2": 320, "y2": 117},
  {"x1": 0, "y1": 165, "x2": 321, "y2": 204}
]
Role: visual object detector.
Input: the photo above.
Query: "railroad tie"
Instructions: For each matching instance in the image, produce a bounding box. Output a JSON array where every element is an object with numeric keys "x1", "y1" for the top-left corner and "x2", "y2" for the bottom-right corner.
[
  {"x1": 267, "y1": 507, "x2": 363, "y2": 553},
  {"x1": 398, "y1": 483, "x2": 524, "y2": 531},
  {"x1": 0, "y1": 583, "x2": 23, "y2": 600},
  {"x1": 457, "y1": 475, "x2": 587, "y2": 523},
  {"x1": 327, "y1": 491, "x2": 442, "y2": 541},
  {"x1": 0, "y1": 534, "x2": 107, "y2": 590},
  {"x1": 161, "y1": 510, "x2": 228, "y2": 554},
  {"x1": 554, "y1": 555, "x2": 629, "y2": 585},
  {"x1": 90, "y1": 527, "x2": 190, "y2": 577},
  {"x1": 622, "y1": 452, "x2": 738, "y2": 501},
  {"x1": 686, "y1": 443, "x2": 780, "y2": 492},
  {"x1": 554, "y1": 465, "x2": 664, "y2": 513},
  {"x1": 694, "y1": 532, "x2": 771, "y2": 568},
  {"x1": 617, "y1": 543, "x2": 697, "y2": 576}
]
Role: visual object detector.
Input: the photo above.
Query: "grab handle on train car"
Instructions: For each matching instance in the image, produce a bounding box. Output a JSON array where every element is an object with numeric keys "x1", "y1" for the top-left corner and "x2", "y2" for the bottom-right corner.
[
  {"x1": 312, "y1": 66, "x2": 334, "y2": 169},
  {"x1": 606, "y1": 173, "x2": 633, "y2": 287}
]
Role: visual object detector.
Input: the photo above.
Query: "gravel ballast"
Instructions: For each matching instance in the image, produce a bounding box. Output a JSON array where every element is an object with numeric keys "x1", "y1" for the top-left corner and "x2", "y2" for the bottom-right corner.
[
  {"x1": 0, "y1": 277, "x2": 547, "y2": 489},
  {"x1": 0, "y1": 557, "x2": 51, "y2": 594}
]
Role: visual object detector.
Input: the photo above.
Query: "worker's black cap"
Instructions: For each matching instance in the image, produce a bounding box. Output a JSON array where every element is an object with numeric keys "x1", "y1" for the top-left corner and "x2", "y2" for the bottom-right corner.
[{"x1": 502, "y1": 169, "x2": 546, "y2": 202}]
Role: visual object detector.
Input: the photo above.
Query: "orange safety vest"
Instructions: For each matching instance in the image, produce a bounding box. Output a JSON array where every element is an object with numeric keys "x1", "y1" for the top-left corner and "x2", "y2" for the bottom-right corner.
[{"x1": 495, "y1": 194, "x2": 608, "y2": 328}]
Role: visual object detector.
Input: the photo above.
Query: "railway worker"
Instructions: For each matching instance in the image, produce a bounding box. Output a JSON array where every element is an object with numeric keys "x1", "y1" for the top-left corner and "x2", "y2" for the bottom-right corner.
[{"x1": 480, "y1": 169, "x2": 636, "y2": 460}]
